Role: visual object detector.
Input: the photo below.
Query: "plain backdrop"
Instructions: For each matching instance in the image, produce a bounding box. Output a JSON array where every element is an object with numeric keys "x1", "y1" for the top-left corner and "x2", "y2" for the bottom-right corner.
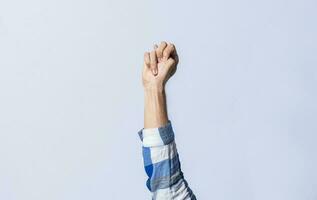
[{"x1": 0, "y1": 0, "x2": 316, "y2": 199}]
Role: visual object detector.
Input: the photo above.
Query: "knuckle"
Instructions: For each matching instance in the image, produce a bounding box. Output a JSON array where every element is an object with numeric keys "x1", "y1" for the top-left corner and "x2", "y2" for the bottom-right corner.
[{"x1": 161, "y1": 41, "x2": 167, "y2": 46}]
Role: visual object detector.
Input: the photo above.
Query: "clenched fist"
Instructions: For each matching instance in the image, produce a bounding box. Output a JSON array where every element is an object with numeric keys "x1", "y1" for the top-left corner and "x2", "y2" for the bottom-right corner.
[{"x1": 142, "y1": 41, "x2": 179, "y2": 90}]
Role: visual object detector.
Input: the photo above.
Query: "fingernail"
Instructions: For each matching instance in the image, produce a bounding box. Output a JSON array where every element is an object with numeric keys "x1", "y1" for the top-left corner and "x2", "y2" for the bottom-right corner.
[{"x1": 152, "y1": 69, "x2": 157, "y2": 75}]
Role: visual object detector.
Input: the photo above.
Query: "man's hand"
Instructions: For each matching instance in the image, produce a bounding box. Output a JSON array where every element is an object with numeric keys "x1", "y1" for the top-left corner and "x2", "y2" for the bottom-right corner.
[
  {"x1": 142, "y1": 41, "x2": 179, "y2": 90},
  {"x1": 142, "y1": 41, "x2": 178, "y2": 128}
]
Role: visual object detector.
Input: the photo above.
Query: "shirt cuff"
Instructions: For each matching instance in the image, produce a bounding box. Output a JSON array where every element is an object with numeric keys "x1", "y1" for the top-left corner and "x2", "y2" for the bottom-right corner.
[{"x1": 138, "y1": 120, "x2": 175, "y2": 147}]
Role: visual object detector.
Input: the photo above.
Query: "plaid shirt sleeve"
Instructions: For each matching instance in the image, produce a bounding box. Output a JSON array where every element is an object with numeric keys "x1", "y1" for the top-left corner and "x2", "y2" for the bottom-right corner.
[{"x1": 138, "y1": 120, "x2": 197, "y2": 200}]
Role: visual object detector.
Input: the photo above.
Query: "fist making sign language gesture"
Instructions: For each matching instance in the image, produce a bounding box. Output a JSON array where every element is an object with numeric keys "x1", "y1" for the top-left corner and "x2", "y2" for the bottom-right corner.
[
  {"x1": 142, "y1": 41, "x2": 179, "y2": 129},
  {"x1": 142, "y1": 41, "x2": 179, "y2": 90}
]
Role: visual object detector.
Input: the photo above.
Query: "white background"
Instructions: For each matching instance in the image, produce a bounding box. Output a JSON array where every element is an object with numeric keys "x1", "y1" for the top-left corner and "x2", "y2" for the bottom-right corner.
[{"x1": 0, "y1": 0, "x2": 316, "y2": 199}]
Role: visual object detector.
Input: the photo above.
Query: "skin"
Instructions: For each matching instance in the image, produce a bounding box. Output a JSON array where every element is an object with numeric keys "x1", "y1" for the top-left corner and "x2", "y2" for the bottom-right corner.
[{"x1": 142, "y1": 41, "x2": 179, "y2": 128}]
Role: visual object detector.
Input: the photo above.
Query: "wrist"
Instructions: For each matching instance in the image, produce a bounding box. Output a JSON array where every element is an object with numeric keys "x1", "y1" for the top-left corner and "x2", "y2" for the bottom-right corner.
[{"x1": 143, "y1": 84, "x2": 165, "y2": 94}]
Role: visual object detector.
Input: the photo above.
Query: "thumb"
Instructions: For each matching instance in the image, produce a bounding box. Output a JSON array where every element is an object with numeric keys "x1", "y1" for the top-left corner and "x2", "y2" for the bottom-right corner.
[
  {"x1": 166, "y1": 57, "x2": 176, "y2": 69},
  {"x1": 162, "y1": 57, "x2": 176, "y2": 76}
]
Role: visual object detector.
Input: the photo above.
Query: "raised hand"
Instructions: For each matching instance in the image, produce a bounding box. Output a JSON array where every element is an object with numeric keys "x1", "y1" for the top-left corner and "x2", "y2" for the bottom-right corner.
[{"x1": 142, "y1": 41, "x2": 179, "y2": 90}]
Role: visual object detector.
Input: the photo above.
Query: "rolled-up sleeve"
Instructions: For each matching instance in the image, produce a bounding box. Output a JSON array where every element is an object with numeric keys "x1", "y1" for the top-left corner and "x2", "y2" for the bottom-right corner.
[{"x1": 138, "y1": 120, "x2": 197, "y2": 200}]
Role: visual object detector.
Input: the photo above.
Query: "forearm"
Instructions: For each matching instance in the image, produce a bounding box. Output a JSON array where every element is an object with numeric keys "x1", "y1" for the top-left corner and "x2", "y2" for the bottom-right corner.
[
  {"x1": 139, "y1": 42, "x2": 196, "y2": 199},
  {"x1": 144, "y1": 86, "x2": 169, "y2": 128}
]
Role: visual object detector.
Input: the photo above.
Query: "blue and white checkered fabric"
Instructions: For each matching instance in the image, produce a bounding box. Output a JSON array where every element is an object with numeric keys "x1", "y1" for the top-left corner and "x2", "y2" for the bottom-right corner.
[{"x1": 138, "y1": 120, "x2": 197, "y2": 200}]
